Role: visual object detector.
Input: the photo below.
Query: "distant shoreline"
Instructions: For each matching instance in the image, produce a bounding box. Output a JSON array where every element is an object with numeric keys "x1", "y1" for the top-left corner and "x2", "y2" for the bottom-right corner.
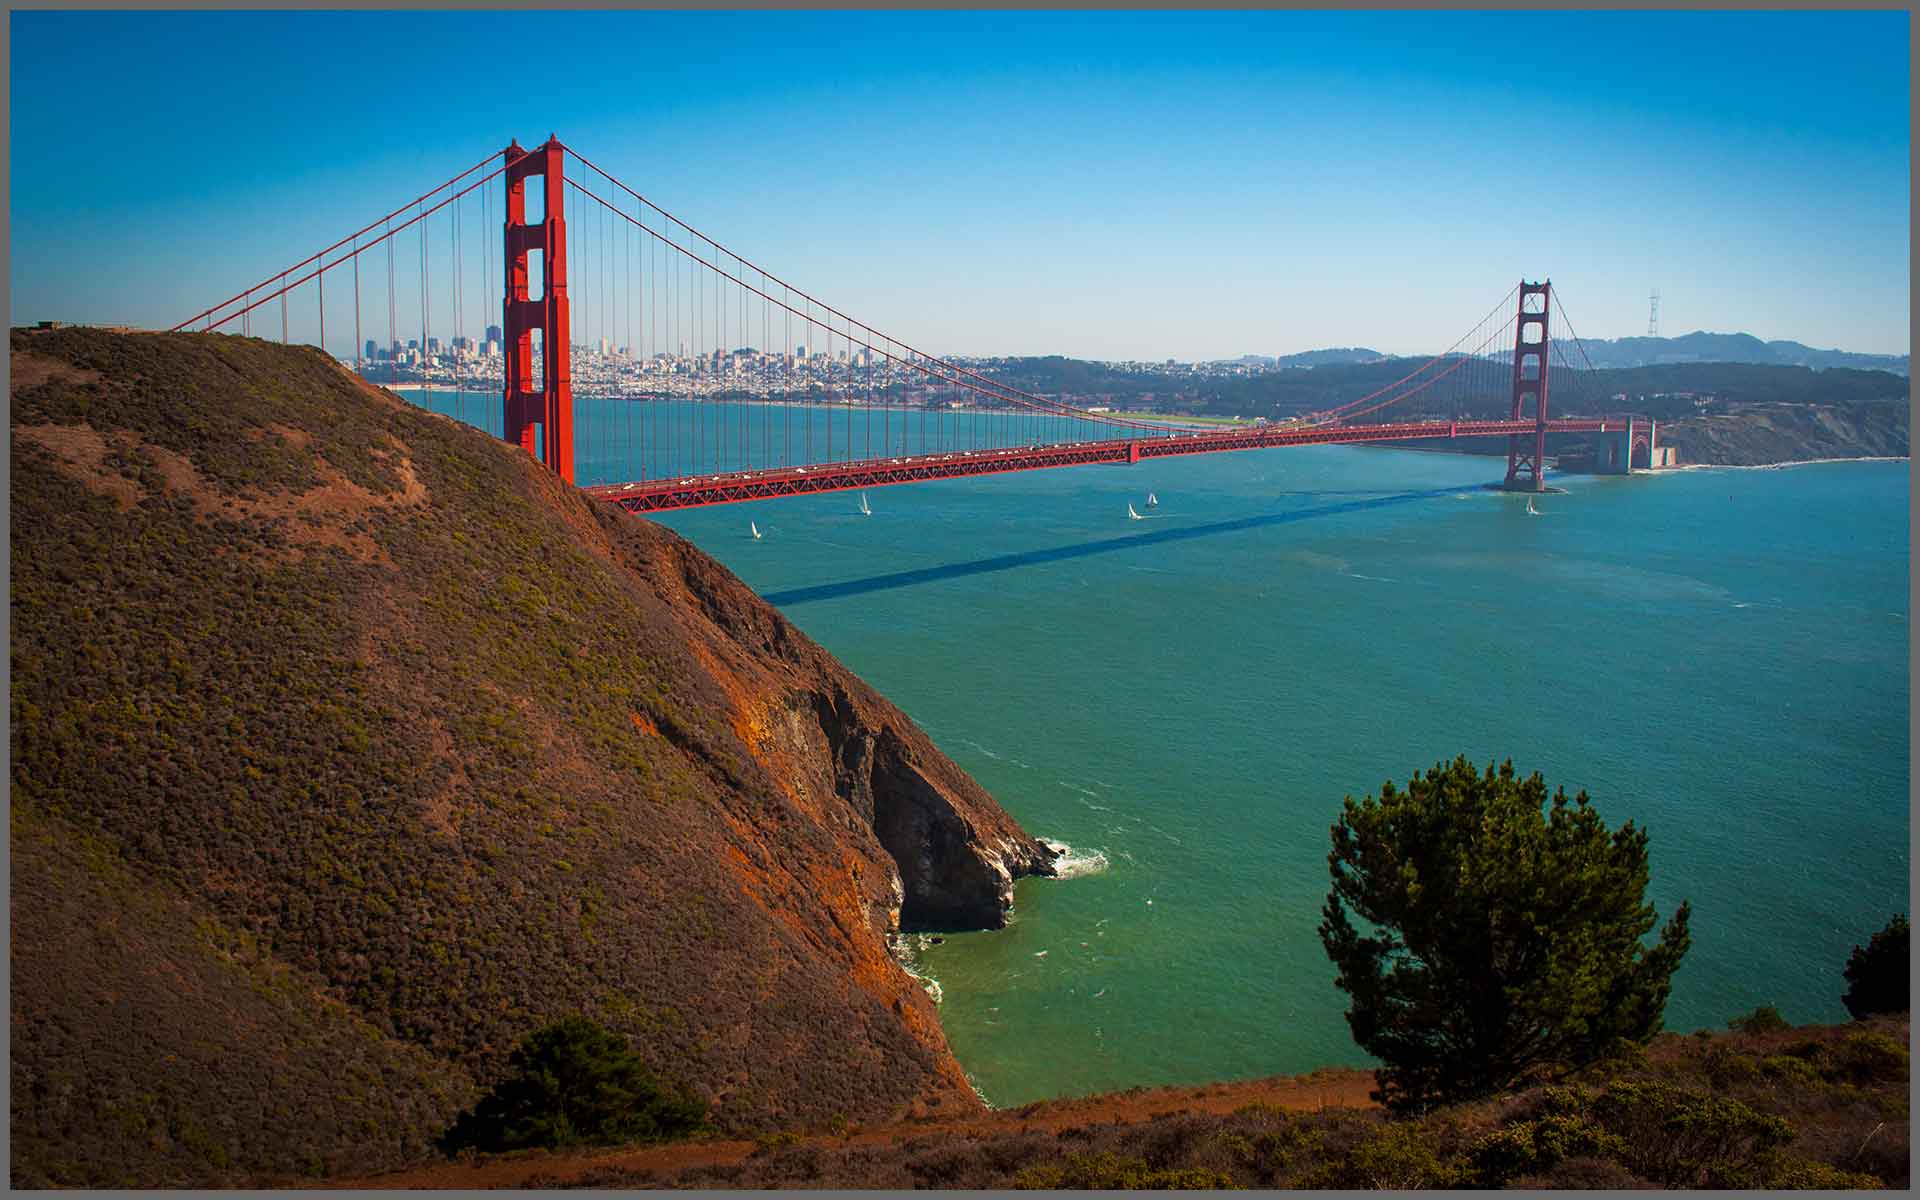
[
  {"x1": 1674, "y1": 456, "x2": 1909, "y2": 471},
  {"x1": 1355, "y1": 440, "x2": 1909, "y2": 472},
  {"x1": 382, "y1": 387, "x2": 1906, "y2": 472}
]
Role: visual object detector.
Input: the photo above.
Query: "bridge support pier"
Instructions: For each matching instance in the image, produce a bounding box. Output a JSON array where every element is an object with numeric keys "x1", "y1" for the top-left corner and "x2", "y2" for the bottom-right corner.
[
  {"x1": 501, "y1": 138, "x2": 574, "y2": 484},
  {"x1": 1594, "y1": 418, "x2": 1666, "y2": 473}
]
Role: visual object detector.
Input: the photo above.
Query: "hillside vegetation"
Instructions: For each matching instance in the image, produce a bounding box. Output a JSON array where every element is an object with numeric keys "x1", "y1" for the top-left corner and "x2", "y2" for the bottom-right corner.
[
  {"x1": 369, "y1": 1016, "x2": 1905, "y2": 1189},
  {"x1": 9, "y1": 328, "x2": 1054, "y2": 1186}
]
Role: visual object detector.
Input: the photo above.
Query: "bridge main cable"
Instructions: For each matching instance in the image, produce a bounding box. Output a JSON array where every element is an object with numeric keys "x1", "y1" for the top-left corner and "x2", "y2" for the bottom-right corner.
[
  {"x1": 1326, "y1": 301, "x2": 1519, "y2": 425},
  {"x1": 1303, "y1": 283, "x2": 1520, "y2": 427},
  {"x1": 561, "y1": 175, "x2": 1181, "y2": 434},
  {"x1": 169, "y1": 151, "x2": 502, "y2": 334},
  {"x1": 557, "y1": 142, "x2": 1185, "y2": 435}
]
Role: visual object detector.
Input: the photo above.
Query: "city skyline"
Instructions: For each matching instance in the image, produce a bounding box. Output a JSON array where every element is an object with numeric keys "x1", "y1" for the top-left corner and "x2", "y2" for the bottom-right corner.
[{"x1": 9, "y1": 10, "x2": 1911, "y2": 358}]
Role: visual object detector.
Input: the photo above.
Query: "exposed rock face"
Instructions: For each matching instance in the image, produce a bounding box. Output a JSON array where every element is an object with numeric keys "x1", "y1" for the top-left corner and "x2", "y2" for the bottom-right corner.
[
  {"x1": 820, "y1": 684, "x2": 1040, "y2": 930},
  {"x1": 8, "y1": 328, "x2": 1053, "y2": 1187},
  {"x1": 619, "y1": 510, "x2": 1057, "y2": 931}
]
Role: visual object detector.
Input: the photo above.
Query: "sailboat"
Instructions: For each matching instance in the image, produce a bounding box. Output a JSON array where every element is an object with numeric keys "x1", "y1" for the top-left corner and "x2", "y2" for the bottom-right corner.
[
  {"x1": 1127, "y1": 503, "x2": 1144, "y2": 521},
  {"x1": 858, "y1": 492, "x2": 872, "y2": 516},
  {"x1": 751, "y1": 520, "x2": 763, "y2": 539},
  {"x1": 1146, "y1": 492, "x2": 1159, "y2": 508},
  {"x1": 1525, "y1": 497, "x2": 1540, "y2": 516}
]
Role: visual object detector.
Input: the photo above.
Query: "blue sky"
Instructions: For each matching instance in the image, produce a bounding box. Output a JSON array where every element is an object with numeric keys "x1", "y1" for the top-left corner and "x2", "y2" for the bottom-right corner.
[{"x1": 9, "y1": 10, "x2": 1910, "y2": 359}]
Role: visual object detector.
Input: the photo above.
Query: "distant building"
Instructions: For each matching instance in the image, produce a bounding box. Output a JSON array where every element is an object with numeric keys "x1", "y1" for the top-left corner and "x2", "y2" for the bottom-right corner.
[
  {"x1": 486, "y1": 325, "x2": 503, "y2": 344},
  {"x1": 365, "y1": 339, "x2": 379, "y2": 361}
]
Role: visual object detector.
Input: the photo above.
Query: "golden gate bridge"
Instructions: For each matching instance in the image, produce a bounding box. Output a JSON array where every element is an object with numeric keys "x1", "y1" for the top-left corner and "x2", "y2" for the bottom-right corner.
[{"x1": 172, "y1": 137, "x2": 1662, "y2": 510}]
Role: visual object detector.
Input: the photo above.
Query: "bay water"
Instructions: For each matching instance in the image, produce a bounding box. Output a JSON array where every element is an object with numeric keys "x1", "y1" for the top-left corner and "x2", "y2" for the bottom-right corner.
[{"x1": 404, "y1": 390, "x2": 1911, "y2": 1107}]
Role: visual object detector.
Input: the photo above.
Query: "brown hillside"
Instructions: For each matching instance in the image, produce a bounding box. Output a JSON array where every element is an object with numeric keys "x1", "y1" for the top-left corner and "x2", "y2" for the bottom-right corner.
[
  {"x1": 345, "y1": 1017, "x2": 1908, "y2": 1190},
  {"x1": 8, "y1": 328, "x2": 1056, "y2": 1187}
]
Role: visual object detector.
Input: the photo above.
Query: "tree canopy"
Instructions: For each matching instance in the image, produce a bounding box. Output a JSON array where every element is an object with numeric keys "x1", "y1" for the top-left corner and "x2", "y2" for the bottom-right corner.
[
  {"x1": 1841, "y1": 914, "x2": 1909, "y2": 1019},
  {"x1": 440, "y1": 1016, "x2": 708, "y2": 1155},
  {"x1": 1318, "y1": 756, "x2": 1692, "y2": 1111}
]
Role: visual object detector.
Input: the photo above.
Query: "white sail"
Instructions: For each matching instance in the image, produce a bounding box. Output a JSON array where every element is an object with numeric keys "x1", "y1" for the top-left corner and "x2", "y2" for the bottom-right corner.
[
  {"x1": 1127, "y1": 503, "x2": 1143, "y2": 520},
  {"x1": 1146, "y1": 492, "x2": 1158, "y2": 507},
  {"x1": 859, "y1": 491, "x2": 871, "y2": 516},
  {"x1": 751, "y1": 521, "x2": 762, "y2": 539},
  {"x1": 1526, "y1": 497, "x2": 1539, "y2": 516}
]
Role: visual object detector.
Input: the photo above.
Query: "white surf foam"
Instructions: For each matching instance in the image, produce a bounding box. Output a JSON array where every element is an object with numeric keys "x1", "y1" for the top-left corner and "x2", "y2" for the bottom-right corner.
[
  {"x1": 890, "y1": 933, "x2": 944, "y2": 1005},
  {"x1": 1041, "y1": 839, "x2": 1111, "y2": 879}
]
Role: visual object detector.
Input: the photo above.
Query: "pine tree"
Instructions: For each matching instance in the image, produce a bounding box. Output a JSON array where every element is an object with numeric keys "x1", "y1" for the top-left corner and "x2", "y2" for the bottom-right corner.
[
  {"x1": 440, "y1": 1016, "x2": 707, "y2": 1154},
  {"x1": 1841, "y1": 915, "x2": 1909, "y2": 1019},
  {"x1": 1318, "y1": 756, "x2": 1691, "y2": 1111}
]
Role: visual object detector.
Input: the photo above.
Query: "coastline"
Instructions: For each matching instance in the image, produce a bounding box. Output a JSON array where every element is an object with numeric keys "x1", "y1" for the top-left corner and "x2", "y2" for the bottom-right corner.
[
  {"x1": 1674, "y1": 455, "x2": 1910, "y2": 471},
  {"x1": 1355, "y1": 439, "x2": 1909, "y2": 472}
]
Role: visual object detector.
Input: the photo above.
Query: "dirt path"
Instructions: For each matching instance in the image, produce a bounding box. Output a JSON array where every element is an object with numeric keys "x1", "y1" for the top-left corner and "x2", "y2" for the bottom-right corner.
[{"x1": 336, "y1": 1068, "x2": 1379, "y2": 1189}]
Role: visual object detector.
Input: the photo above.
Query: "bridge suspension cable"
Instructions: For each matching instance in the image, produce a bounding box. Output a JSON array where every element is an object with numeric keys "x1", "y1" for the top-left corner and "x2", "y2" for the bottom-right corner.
[
  {"x1": 558, "y1": 142, "x2": 1183, "y2": 436},
  {"x1": 169, "y1": 136, "x2": 1646, "y2": 510}
]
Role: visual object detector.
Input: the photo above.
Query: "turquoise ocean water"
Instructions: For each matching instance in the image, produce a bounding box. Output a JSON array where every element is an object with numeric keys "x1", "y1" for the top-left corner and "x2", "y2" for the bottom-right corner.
[{"x1": 406, "y1": 391, "x2": 1910, "y2": 1107}]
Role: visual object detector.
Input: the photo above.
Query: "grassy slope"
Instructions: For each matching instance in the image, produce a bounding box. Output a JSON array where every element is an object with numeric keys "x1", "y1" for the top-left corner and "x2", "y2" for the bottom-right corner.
[{"x1": 8, "y1": 328, "x2": 1037, "y2": 1185}]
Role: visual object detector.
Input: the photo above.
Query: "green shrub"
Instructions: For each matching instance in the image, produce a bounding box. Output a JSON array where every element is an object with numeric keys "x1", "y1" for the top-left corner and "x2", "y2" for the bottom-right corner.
[
  {"x1": 1699, "y1": 1041, "x2": 1762, "y2": 1089},
  {"x1": 752, "y1": 1129, "x2": 805, "y2": 1155},
  {"x1": 1301, "y1": 1122, "x2": 1464, "y2": 1189},
  {"x1": 1727, "y1": 1004, "x2": 1791, "y2": 1033},
  {"x1": 1825, "y1": 1032, "x2": 1910, "y2": 1085},
  {"x1": 1757, "y1": 1055, "x2": 1824, "y2": 1087},
  {"x1": 1012, "y1": 1151, "x2": 1238, "y2": 1190},
  {"x1": 1467, "y1": 1112, "x2": 1627, "y2": 1186},
  {"x1": 1756, "y1": 1153, "x2": 1884, "y2": 1189},
  {"x1": 1578, "y1": 1079, "x2": 1794, "y2": 1187},
  {"x1": 1213, "y1": 1118, "x2": 1323, "y2": 1180},
  {"x1": 439, "y1": 1016, "x2": 707, "y2": 1154}
]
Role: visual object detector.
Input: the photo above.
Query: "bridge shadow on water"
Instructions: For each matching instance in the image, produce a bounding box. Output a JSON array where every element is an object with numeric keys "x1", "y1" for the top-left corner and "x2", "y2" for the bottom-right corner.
[{"x1": 762, "y1": 484, "x2": 1468, "y2": 607}]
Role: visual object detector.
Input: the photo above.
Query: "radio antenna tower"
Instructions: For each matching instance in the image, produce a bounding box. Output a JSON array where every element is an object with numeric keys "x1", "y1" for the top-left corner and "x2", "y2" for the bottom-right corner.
[{"x1": 1647, "y1": 288, "x2": 1661, "y2": 338}]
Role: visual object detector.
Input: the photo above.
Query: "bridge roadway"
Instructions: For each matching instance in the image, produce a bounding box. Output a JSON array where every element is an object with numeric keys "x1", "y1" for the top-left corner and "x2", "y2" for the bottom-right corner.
[{"x1": 586, "y1": 416, "x2": 1626, "y2": 514}]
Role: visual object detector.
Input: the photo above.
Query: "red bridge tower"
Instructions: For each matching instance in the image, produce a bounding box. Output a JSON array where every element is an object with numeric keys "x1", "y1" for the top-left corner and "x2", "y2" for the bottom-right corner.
[
  {"x1": 1503, "y1": 279, "x2": 1550, "y2": 492},
  {"x1": 501, "y1": 138, "x2": 573, "y2": 483}
]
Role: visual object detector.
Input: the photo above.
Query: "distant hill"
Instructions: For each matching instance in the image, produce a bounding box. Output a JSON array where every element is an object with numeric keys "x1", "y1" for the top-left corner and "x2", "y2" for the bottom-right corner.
[
  {"x1": 1241, "y1": 335, "x2": 1906, "y2": 374},
  {"x1": 981, "y1": 353, "x2": 1906, "y2": 422},
  {"x1": 1210, "y1": 349, "x2": 1384, "y2": 368},
  {"x1": 1572, "y1": 331, "x2": 1908, "y2": 375},
  {"x1": 9, "y1": 328, "x2": 1056, "y2": 1186},
  {"x1": 1273, "y1": 347, "x2": 1386, "y2": 368}
]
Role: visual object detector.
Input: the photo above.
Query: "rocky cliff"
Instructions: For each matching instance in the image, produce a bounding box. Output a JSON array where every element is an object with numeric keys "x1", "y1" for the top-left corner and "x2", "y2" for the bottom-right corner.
[
  {"x1": 8, "y1": 327, "x2": 1055, "y2": 1186},
  {"x1": 1652, "y1": 400, "x2": 1909, "y2": 466}
]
